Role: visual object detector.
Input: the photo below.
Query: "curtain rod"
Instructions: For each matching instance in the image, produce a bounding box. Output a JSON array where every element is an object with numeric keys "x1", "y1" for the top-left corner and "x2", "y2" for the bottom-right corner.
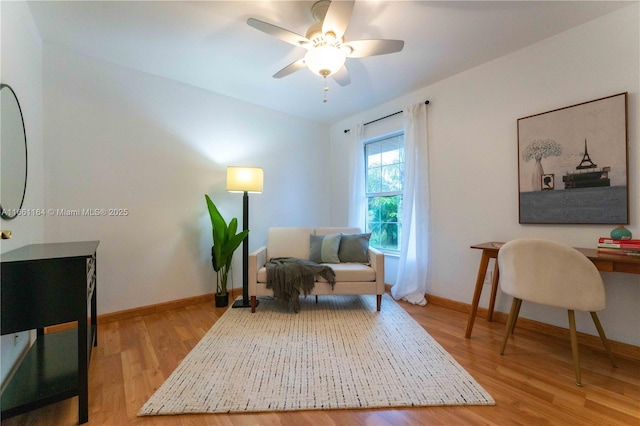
[{"x1": 343, "y1": 100, "x2": 429, "y2": 134}]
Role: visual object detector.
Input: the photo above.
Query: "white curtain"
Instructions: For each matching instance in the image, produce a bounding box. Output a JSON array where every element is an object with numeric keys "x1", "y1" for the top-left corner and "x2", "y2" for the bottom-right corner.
[
  {"x1": 391, "y1": 103, "x2": 430, "y2": 306},
  {"x1": 347, "y1": 123, "x2": 366, "y2": 230}
]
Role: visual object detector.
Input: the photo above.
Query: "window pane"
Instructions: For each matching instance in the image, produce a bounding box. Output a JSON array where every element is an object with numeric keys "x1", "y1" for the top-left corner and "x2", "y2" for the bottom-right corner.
[
  {"x1": 367, "y1": 197, "x2": 381, "y2": 223},
  {"x1": 380, "y1": 165, "x2": 401, "y2": 192},
  {"x1": 381, "y1": 148, "x2": 399, "y2": 166},
  {"x1": 366, "y1": 143, "x2": 381, "y2": 168},
  {"x1": 366, "y1": 168, "x2": 381, "y2": 193},
  {"x1": 367, "y1": 198, "x2": 381, "y2": 247},
  {"x1": 381, "y1": 197, "x2": 399, "y2": 223},
  {"x1": 367, "y1": 195, "x2": 401, "y2": 251},
  {"x1": 380, "y1": 223, "x2": 399, "y2": 249}
]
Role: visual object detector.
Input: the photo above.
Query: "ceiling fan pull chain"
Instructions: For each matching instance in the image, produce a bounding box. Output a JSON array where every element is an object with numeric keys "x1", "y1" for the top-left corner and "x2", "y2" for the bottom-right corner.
[{"x1": 323, "y1": 77, "x2": 329, "y2": 103}]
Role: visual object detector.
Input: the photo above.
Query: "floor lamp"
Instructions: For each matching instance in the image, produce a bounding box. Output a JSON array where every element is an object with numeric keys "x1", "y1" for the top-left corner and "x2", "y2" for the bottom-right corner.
[{"x1": 227, "y1": 166, "x2": 263, "y2": 309}]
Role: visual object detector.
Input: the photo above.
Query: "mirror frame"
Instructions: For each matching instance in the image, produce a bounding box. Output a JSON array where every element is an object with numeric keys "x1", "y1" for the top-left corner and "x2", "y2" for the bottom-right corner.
[{"x1": 0, "y1": 83, "x2": 28, "y2": 220}]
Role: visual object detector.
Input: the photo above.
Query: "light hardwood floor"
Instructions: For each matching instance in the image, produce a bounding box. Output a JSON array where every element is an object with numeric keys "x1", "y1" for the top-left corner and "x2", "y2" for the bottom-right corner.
[{"x1": 3, "y1": 295, "x2": 639, "y2": 426}]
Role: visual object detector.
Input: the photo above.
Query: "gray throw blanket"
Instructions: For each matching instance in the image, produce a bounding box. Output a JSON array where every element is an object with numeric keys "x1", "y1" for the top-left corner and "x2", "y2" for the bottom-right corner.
[{"x1": 266, "y1": 257, "x2": 336, "y2": 313}]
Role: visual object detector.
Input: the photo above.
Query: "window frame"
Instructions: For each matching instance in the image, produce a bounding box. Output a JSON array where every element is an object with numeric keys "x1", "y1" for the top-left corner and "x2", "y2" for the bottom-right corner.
[{"x1": 364, "y1": 131, "x2": 405, "y2": 253}]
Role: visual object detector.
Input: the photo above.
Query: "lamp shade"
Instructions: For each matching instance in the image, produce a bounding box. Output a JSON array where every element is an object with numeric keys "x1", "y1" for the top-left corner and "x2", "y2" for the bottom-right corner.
[{"x1": 226, "y1": 166, "x2": 263, "y2": 193}]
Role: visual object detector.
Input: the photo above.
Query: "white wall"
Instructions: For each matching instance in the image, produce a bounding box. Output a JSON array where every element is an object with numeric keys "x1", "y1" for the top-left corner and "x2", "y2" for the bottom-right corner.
[
  {"x1": 43, "y1": 46, "x2": 331, "y2": 315},
  {"x1": 0, "y1": 4, "x2": 45, "y2": 253},
  {"x1": 0, "y1": 2, "x2": 45, "y2": 385},
  {"x1": 330, "y1": 5, "x2": 640, "y2": 346}
]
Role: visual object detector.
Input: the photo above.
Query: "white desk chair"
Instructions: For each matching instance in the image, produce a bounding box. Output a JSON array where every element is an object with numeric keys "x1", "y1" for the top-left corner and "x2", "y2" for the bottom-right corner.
[{"x1": 497, "y1": 238, "x2": 616, "y2": 386}]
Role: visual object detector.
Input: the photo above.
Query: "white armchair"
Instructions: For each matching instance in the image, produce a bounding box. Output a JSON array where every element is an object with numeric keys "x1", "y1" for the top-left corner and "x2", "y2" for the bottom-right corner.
[{"x1": 498, "y1": 238, "x2": 616, "y2": 385}]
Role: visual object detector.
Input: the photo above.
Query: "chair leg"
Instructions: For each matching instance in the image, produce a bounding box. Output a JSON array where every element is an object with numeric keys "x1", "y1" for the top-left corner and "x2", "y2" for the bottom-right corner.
[
  {"x1": 251, "y1": 296, "x2": 256, "y2": 313},
  {"x1": 315, "y1": 295, "x2": 318, "y2": 304},
  {"x1": 500, "y1": 298, "x2": 521, "y2": 355},
  {"x1": 590, "y1": 312, "x2": 617, "y2": 368},
  {"x1": 510, "y1": 298, "x2": 522, "y2": 335},
  {"x1": 377, "y1": 294, "x2": 382, "y2": 311},
  {"x1": 568, "y1": 310, "x2": 582, "y2": 386}
]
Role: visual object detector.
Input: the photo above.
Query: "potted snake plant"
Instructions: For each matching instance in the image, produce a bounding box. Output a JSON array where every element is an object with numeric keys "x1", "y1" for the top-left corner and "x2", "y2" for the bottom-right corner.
[{"x1": 205, "y1": 194, "x2": 249, "y2": 307}]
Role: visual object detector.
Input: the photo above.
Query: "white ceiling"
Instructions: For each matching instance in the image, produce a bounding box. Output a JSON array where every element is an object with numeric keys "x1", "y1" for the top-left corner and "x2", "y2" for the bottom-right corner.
[{"x1": 27, "y1": 1, "x2": 632, "y2": 125}]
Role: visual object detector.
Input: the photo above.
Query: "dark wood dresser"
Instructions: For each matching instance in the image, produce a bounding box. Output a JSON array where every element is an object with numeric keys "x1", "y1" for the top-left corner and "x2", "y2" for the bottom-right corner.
[{"x1": 1, "y1": 241, "x2": 99, "y2": 424}]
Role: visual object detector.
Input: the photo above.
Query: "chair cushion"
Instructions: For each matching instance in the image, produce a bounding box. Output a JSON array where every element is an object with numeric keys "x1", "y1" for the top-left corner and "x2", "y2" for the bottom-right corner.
[
  {"x1": 257, "y1": 266, "x2": 267, "y2": 283},
  {"x1": 317, "y1": 263, "x2": 376, "y2": 282},
  {"x1": 257, "y1": 263, "x2": 375, "y2": 283}
]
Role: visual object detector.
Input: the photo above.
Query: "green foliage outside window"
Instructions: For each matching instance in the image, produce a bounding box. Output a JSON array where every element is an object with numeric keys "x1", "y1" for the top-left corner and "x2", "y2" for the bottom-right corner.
[{"x1": 367, "y1": 195, "x2": 402, "y2": 250}]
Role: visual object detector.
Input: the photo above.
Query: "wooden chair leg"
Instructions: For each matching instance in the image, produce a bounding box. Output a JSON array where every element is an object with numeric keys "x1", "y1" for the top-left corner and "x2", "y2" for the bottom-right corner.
[
  {"x1": 487, "y1": 262, "x2": 500, "y2": 321},
  {"x1": 590, "y1": 312, "x2": 617, "y2": 368},
  {"x1": 315, "y1": 295, "x2": 318, "y2": 304},
  {"x1": 568, "y1": 310, "x2": 582, "y2": 386},
  {"x1": 510, "y1": 298, "x2": 522, "y2": 335},
  {"x1": 377, "y1": 294, "x2": 382, "y2": 311},
  {"x1": 500, "y1": 298, "x2": 521, "y2": 355},
  {"x1": 250, "y1": 296, "x2": 256, "y2": 313}
]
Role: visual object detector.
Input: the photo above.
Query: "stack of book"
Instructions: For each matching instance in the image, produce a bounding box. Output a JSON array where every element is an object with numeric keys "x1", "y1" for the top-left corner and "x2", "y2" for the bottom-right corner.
[{"x1": 597, "y1": 237, "x2": 640, "y2": 256}]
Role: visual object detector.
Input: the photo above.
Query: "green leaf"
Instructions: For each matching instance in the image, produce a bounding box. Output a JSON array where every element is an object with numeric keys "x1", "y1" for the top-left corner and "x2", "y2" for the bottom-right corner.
[
  {"x1": 206, "y1": 194, "x2": 227, "y2": 240},
  {"x1": 224, "y1": 230, "x2": 249, "y2": 265},
  {"x1": 228, "y1": 217, "x2": 239, "y2": 241}
]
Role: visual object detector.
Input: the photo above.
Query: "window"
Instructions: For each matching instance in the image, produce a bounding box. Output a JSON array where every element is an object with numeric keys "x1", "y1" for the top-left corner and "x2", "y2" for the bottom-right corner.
[{"x1": 365, "y1": 132, "x2": 404, "y2": 251}]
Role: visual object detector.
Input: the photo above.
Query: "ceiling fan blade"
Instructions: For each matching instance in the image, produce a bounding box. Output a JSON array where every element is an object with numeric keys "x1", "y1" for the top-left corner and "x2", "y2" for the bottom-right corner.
[
  {"x1": 247, "y1": 18, "x2": 310, "y2": 48},
  {"x1": 322, "y1": 0, "x2": 355, "y2": 40},
  {"x1": 332, "y1": 65, "x2": 351, "y2": 86},
  {"x1": 273, "y1": 58, "x2": 307, "y2": 78},
  {"x1": 345, "y1": 39, "x2": 405, "y2": 58}
]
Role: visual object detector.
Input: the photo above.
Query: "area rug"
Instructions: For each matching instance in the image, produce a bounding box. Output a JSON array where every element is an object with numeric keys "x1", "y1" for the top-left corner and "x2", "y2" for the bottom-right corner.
[{"x1": 138, "y1": 294, "x2": 494, "y2": 416}]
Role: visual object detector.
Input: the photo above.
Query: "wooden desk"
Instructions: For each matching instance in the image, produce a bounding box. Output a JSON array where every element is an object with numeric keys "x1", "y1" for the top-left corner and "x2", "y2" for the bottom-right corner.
[{"x1": 465, "y1": 241, "x2": 640, "y2": 338}]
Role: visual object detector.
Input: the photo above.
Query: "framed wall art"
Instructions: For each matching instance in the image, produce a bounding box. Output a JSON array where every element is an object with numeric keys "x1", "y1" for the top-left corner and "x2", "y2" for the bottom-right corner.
[{"x1": 518, "y1": 92, "x2": 628, "y2": 224}]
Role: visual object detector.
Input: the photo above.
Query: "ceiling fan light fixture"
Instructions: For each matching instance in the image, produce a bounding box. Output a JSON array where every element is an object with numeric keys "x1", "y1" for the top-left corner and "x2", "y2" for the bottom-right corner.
[
  {"x1": 304, "y1": 44, "x2": 346, "y2": 77},
  {"x1": 248, "y1": 0, "x2": 404, "y2": 91}
]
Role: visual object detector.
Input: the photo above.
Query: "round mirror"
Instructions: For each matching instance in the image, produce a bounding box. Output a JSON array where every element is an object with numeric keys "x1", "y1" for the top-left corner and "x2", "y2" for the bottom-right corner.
[{"x1": 0, "y1": 84, "x2": 28, "y2": 220}]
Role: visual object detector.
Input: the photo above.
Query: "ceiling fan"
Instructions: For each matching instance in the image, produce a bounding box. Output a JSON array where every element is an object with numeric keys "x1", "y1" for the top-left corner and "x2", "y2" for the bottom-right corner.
[{"x1": 247, "y1": 0, "x2": 404, "y2": 101}]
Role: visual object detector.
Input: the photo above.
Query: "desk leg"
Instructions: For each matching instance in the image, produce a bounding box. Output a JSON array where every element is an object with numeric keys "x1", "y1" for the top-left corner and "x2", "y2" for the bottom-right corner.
[
  {"x1": 465, "y1": 250, "x2": 490, "y2": 338},
  {"x1": 487, "y1": 262, "x2": 499, "y2": 322},
  {"x1": 78, "y1": 316, "x2": 88, "y2": 424}
]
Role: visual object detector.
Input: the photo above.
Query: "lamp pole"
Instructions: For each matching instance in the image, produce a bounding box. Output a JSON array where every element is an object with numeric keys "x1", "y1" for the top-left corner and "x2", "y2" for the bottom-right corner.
[{"x1": 232, "y1": 190, "x2": 257, "y2": 308}]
